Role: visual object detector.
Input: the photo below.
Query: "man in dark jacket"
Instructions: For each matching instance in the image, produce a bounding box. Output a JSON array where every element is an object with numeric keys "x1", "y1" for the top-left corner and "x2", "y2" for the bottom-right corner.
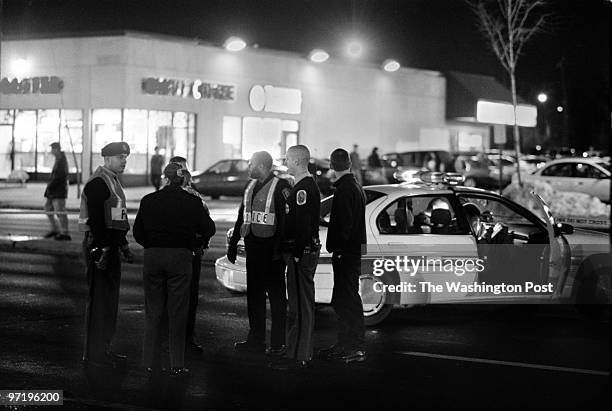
[
  {"x1": 134, "y1": 162, "x2": 215, "y2": 377},
  {"x1": 319, "y1": 148, "x2": 367, "y2": 363},
  {"x1": 44, "y1": 142, "x2": 71, "y2": 240}
]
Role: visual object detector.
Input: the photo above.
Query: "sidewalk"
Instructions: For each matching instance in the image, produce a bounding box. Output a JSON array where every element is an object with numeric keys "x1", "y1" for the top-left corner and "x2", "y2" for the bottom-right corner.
[{"x1": 0, "y1": 182, "x2": 151, "y2": 211}]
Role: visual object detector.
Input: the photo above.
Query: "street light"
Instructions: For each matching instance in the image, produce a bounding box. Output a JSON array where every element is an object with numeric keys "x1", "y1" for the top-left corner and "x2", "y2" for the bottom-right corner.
[
  {"x1": 224, "y1": 36, "x2": 246, "y2": 52},
  {"x1": 537, "y1": 92, "x2": 548, "y2": 103},
  {"x1": 382, "y1": 59, "x2": 400, "y2": 72},
  {"x1": 346, "y1": 41, "x2": 363, "y2": 58},
  {"x1": 308, "y1": 49, "x2": 329, "y2": 63}
]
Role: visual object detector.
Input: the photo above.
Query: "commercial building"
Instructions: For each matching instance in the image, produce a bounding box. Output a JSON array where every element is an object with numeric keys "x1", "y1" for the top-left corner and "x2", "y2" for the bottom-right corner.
[{"x1": 0, "y1": 31, "x2": 536, "y2": 184}]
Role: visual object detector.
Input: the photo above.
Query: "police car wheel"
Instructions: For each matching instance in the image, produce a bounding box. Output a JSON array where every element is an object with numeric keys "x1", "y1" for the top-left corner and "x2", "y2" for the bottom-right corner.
[{"x1": 359, "y1": 273, "x2": 394, "y2": 326}]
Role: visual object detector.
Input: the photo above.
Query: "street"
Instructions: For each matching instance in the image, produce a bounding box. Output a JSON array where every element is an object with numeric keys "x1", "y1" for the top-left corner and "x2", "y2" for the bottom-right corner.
[{"x1": 0, "y1": 208, "x2": 609, "y2": 410}]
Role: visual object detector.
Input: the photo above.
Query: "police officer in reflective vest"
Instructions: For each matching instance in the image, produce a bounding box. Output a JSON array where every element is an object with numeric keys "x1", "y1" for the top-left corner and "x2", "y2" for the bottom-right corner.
[
  {"x1": 79, "y1": 142, "x2": 134, "y2": 367},
  {"x1": 228, "y1": 151, "x2": 291, "y2": 354}
]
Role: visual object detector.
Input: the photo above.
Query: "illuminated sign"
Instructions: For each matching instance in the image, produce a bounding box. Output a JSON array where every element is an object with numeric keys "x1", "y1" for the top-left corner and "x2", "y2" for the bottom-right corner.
[
  {"x1": 249, "y1": 85, "x2": 302, "y2": 114},
  {"x1": 142, "y1": 77, "x2": 235, "y2": 101},
  {"x1": 0, "y1": 76, "x2": 64, "y2": 94},
  {"x1": 476, "y1": 100, "x2": 537, "y2": 127}
]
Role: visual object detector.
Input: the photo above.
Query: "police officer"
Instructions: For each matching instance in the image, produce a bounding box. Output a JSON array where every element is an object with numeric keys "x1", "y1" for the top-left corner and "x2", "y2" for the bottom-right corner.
[
  {"x1": 134, "y1": 163, "x2": 215, "y2": 377},
  {"x1": 228, "y1": 151, "x2": 291, "y2": 354},
  {"x1": 319, "y1": 148, "x2": 367, "y2": 363},
  {"x1": 169, "y1": 155, "x2": 210, "y2": 353},
  {"x1": 270, "y1": 145, "x2": 321, "y2": 370},
  {"x1": 79, "y1": 142, "x2": 134, "y2": 367}
]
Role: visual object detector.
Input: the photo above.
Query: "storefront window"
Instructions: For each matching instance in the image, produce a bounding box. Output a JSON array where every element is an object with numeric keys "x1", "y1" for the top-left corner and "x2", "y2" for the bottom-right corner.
[
  {"x1": 14, "y1": 110, "x2": 37, "y2": 173},
  {"x1": 223, "y1": 116, "x2": 242, "y2": 159},
  {"x1": 187, "y1": 113, "x2": 196, "y2": 168},
  {"x1": 60, "y1": 110, "x2": 84, "y2": 173},
  {"x1": 123, "y1": 109, "x2": 148, "y2": 174},
  {"x1": 36, "y1": 109, "x2": 61, "y2": 172},
  {"x1": 242, "y1": 117, "x2": 299, "y2": 160},
  {"x1": 92, "y1": 109, "x2": 122, "y2": 154},
  {"x1": 0, "y1": 110, "x2": 14, "y2": 178}
]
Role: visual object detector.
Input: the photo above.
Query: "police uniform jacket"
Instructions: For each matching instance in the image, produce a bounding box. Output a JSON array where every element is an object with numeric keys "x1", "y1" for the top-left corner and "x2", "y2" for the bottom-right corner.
[
  {"x1": 133, "y1": 185, "x2": 215, "y2": 250},
  {"x1": 283, "y1": 175, "x2": 320, "y2": 258},
  {"x1": 79, "y1": 166, "x2": 129, "y2": 249},
  {"x1": 326, "y1": 173, "x2": 366, "y2": 256}
]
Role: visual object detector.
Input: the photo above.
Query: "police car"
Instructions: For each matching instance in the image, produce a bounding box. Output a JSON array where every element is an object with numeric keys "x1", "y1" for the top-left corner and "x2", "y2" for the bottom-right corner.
[{"x1": 215, "y1": 172, "x2": 610, "y2": 325}]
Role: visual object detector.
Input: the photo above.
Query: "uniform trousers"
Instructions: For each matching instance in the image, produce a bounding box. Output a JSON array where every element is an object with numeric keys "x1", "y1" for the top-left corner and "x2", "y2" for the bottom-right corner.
[
  {"x1": 82, "y1": 234, "x2": 121, "y2": 362},
  {"x1": 245, "y1": 238, "x2": 287, "y2": 349},
  {"x1": 186, "y1": 248, "x2": 203, "y2": 342},
  {"x1": 331, "y1": 252, "x2": 365, "y2": 349},
  {"x1": 143, "y1": 248, "x2": 192, "y2": 369},
  {"x1": 284, "y1": 250, "x2": 319, "y2": 361}
]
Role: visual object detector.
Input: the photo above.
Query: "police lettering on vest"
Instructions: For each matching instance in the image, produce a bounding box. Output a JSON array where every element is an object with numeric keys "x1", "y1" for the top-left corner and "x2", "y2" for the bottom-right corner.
[
  {"x1": 78, "y1": 166, "x2": 130, "y2": 232},
  {"x1": 240, "y1": 177, "x2": 279, "y2": 238}
]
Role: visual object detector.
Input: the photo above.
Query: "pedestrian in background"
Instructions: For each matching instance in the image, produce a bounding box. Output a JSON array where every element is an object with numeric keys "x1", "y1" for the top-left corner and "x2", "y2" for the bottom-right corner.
[
  {"x1": 367, "y1": 146, "x2": 382, "y2": 169},
  {"x1": 79, "y1": 142, "x2": 134, "y2": 367},
  {"x1": 44, "y1": 142, "x2": 71, "y2": 240},
  {"x1": 350, "y1": 144, "x2": 363, "y2": 185},
  {"x1": 134, "y1": 162, "x2": 215, "y2": 378},
  {"x1": 150, "y1": 146, "x2": 164, "y2": 191},
  {"x1": 319, "y1": 148, "x2": 367, "y2": 363},
  {"x1": 270, "y1": 144, "x2": 320, "y2": 370},
  {"x1": 228, "y1": 151, "x2": 291, "y2": 355},
  {"x1": 169, "y1": 155, "x2": 212, "y2": 353}
]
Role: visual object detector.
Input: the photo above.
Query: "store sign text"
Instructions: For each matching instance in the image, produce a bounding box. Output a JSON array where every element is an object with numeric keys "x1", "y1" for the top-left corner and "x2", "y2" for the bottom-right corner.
[
  {"x1": 0, "y1": 76, "x2": 64, "y2": 94},
  {"x1": 142, "y1": 77, "x2": 235, "y2": 101}
]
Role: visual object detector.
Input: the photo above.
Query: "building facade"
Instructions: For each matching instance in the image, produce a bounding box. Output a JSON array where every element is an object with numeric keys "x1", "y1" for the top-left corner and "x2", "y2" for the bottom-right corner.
[{"x1": 1, "y1": 31, "x2": 531, "y2": 185}]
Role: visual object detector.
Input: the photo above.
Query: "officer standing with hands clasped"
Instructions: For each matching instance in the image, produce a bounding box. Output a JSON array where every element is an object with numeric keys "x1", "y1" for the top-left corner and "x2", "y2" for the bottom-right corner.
[
  {"x1": 270, "y1": 145, "x2": 321, "y2": 370},
  {"x1": 228, "y1": 151, "x2": 291, "y2": 355},
  {"x1": 79, "y1": 142, "x2": 134, "y2": 367},
  {"x1": 318, "y1": 148, "x2": 367, "y2": 363}
]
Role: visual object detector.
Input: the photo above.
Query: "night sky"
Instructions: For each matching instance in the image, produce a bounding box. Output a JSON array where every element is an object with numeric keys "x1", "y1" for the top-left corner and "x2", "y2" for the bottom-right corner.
[{"x1": 2, "y1": 0, "x2": 610, "y2": 150}]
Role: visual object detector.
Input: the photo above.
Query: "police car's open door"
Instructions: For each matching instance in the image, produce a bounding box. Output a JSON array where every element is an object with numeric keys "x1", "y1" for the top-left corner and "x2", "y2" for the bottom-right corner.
[{"x1": 531, "y1": 192, "x2": 571, "y2": 299}]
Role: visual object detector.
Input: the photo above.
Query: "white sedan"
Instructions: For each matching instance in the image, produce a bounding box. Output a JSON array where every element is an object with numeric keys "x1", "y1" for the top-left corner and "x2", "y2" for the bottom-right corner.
[
  {"x1": 216, "y1": 174, "x2": 610, "y2": 325},
  {"x1": 518, "y1": 157, "x2": 610, "y2": 203}
]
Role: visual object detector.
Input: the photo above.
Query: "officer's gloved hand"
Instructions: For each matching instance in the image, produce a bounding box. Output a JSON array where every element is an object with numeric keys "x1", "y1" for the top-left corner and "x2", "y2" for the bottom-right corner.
[
  {"x1": 227, "y1": 243, "x2": 238, "y2": 264},
  {"x1": 120, "y1": 244, "x2": 134, "y2": 263},
  {"x1": 94, "y1": 248, "x2": 110, "y2": 270}
]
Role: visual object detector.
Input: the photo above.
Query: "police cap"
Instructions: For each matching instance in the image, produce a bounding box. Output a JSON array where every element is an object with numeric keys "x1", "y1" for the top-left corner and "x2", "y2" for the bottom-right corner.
[{"x1": 101, "y1": 142, "x2": 130, "y2": 157}]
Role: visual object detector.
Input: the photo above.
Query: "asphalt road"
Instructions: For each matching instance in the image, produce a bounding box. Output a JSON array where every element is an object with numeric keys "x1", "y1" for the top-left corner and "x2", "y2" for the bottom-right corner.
[{"x1": 0, "y1": 209, "x2": 610, "y2": 410}]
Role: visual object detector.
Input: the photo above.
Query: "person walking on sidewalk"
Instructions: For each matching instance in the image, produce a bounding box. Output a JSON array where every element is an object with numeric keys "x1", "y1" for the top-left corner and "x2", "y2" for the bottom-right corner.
[
  {"x1": 349, "y1": 144, "x2": 363, "y2": 185},
  {"x1": 270, "y1": 145, "x2": 321, "y2": 371},
  {"x1": 44, "y1": 142, "x2": 71, "y2": 241},
  {"x1": 228, "y1": 151, "x2": 291, "y2": 356},
  {"x1": 134, "y1": 162, "x2": 215, "y2": 378},
  {"x1": 150, "y1": 146, "x2": 165, "y2": 191},
  {"x1": 318, "y1": 148, "x2": 367, "y2": 363},
  {"x1": 168, "y1": 155, "x2": 212, "y2": 354},
  {"x1": 79, "y1": 142, "x2": 134, "y2": 367}
]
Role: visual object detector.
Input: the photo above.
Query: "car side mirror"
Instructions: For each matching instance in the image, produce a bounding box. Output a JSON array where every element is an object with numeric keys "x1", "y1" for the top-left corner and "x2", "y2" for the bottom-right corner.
[{"x1": 554, "y1": 223, "x2": 574, "y2": 236}]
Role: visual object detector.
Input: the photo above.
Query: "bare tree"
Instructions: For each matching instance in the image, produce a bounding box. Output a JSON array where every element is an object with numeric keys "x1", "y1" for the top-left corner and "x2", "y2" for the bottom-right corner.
[{"x1": 466, "y1": 0, "x2": 549, "y2": 185}]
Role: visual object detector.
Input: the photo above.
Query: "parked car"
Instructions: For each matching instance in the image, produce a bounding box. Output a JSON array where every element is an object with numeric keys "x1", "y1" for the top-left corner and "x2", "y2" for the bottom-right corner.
[
  {"x1": 518, "y1": 157, "x2": 610, "y2": 203},
  {"x1": 216, "y1": 172, "x2": 610, "y2": 325},
  {"x1": 453, "y1": 154, "x2": 512, "y2": 189},
  {"x1": 192, "y1": 158, "x2": 335, "y2": 198},
  {"x1": 376, "y1": 150, "x2": 453, "y2": 185}
]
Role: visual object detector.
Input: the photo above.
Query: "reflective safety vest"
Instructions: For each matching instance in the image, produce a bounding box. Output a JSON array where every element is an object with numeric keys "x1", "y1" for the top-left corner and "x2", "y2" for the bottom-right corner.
[
  {"x1": 240, "y1": 177, "x2": 279, "y2": 238},
  {"x1": 78, "y1": 166, "x2": 130, "y2": 232}
]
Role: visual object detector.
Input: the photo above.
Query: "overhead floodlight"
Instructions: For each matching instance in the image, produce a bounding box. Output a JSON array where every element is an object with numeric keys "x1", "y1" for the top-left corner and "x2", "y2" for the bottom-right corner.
[
  {"x1": 557, "y1": 106, "x2": 564, "y2": 112},
  {"x1": 382, "y1": 59, "x2": 400, "y2": 72},
  {"x1": 11, "y1": 58, "x2": 30, "y2": 77},
  {"x1": 224, "y1": 36, "x2": 246, "y2": 52},
  {"x1": 346, "y1": 41, "x2": 363, "y2": 58},
  {"x1": 537, "y1": 93, "x2": 548, "y2": 103},
  {"x1": 309, "y1": 49, "x2": 329, "y2": 63}
]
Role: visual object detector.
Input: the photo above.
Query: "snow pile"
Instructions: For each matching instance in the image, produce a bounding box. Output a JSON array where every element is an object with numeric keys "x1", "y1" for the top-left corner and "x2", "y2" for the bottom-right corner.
[{"x1": 503, "y1": 181, "x2": 610, "y2": 218}]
